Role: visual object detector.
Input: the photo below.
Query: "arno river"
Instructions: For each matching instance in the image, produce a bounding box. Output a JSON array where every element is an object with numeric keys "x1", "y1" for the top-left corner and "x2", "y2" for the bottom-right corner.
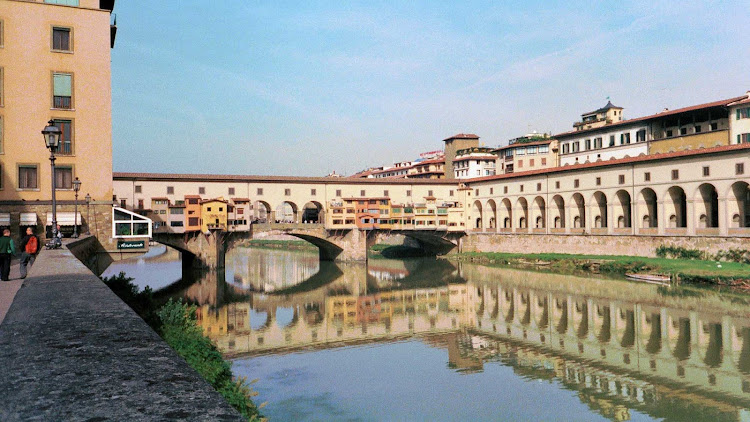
[{"x1": 104, "y1": 245, "x2": 750, "y2": 421}]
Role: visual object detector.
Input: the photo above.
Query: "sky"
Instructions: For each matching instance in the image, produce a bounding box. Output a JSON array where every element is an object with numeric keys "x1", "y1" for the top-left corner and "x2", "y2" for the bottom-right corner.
[{"x1": 111, "y1": 0, "x2": 750, "y2": 176}]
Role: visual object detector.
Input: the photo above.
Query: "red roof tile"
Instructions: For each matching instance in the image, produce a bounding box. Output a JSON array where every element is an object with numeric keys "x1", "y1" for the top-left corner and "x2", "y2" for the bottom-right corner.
[
  {"x1": 113, "y1": 172, "x2": 456, "y2": 185},
  {"x1": 496, "y1": 139, "x2": 557, "y2": 150}
]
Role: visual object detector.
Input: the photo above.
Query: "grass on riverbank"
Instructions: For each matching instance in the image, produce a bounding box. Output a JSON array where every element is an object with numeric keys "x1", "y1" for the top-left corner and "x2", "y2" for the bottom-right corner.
[
  {"x1": 455, "y1": 251, "x2": 750, "y2": 286},
  {"x1": 101, "y1": 272, "x2": 264, "y2": 421},
  {"x1": 242, "y1": 239, "x2": 317, "y2": 251}
]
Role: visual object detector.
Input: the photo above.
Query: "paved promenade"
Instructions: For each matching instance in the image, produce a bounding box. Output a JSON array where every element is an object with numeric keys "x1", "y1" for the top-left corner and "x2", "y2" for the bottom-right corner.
[{"x1": 0, "y1": 244, "x2": 244, "y2": 421}]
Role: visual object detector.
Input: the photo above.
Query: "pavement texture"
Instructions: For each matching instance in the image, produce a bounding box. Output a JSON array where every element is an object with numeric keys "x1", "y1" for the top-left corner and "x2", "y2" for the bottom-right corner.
[
  {"x1": 0, "y1": 245, "x2": 244, "y2": 421},
  {"x1": 0, "y1": 257, "x2": 23, "y2": 324}
]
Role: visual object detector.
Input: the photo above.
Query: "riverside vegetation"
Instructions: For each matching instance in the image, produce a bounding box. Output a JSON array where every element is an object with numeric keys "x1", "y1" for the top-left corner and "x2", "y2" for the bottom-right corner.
[
  {"x1": 101, "y1": 272, "x2": 264, "y2": 421},
  {"x1": 453, "y1": 244, "x2": 750, "y2": 289}
]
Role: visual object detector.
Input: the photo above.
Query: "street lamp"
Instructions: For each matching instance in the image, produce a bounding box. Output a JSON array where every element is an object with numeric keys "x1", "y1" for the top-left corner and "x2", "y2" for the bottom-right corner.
[
  {"x1": 85, "y1": 193, "x2": 91, "y2": 235},
  {"x1": 42, "y1": 120, "x2": 61, "y2": 246},
  {"x1": 73, "y1": 177, "x2": 81, "y2": 238}
]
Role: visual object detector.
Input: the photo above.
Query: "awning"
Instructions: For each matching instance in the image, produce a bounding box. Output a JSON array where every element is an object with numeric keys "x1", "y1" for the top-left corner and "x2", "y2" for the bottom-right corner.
[
  {"x1": 46, "y1": 212, "x2": 83, "y2": 226},
  {"x1": 20, "y1": 213, "x2": 37, "y2": 225},
  {"x1": 0, "y1": 213, "x2": 9, "y2": 226}
]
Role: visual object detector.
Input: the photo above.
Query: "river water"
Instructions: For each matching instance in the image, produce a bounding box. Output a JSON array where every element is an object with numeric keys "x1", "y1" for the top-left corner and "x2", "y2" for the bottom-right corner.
[{"x1": 103, "y1": 246, "x2": 750, "y2": 421}]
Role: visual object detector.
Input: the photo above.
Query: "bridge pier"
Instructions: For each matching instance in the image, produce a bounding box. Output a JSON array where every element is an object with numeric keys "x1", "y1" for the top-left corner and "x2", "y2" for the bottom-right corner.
[{"x1": 154, "y1": 229, "x2": 251, "y2": 271}]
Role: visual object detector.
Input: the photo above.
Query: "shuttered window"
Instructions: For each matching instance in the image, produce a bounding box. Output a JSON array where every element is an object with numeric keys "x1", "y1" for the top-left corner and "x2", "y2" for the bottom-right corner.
[{"x1": 53, "y1": 73, "x2": 72, "y2": 109}]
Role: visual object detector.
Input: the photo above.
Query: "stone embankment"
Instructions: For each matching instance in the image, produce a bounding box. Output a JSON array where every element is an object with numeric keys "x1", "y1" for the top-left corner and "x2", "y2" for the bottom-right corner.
[{"x1": 0, "y1": 239, "x2": 243, "y2": 421}]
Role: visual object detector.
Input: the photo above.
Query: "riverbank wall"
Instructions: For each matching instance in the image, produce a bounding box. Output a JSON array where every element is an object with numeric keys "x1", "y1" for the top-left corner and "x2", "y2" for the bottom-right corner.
[
  {"x1": 461, "y1": 233, "x2": 748, "y2": 257},
  {"x1": 0, "y1": 244, "x2": 243, "y2": 421}
]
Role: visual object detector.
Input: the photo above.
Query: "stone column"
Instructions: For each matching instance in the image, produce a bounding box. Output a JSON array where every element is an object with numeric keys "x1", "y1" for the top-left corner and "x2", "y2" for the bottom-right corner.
[
  {"x1": 657, "y1": 200, "x2": 666, "y2": 235},
  {"x1": 686, "y1": 199, "x2": 696, "y2": 235},
  {"x1": 718, "y1": 196, "x2": 728, "y2": 236}
]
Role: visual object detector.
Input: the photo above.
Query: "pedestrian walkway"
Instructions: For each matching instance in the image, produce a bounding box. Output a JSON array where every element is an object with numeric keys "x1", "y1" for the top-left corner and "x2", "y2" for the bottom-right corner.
[
  {"x1": 0, "y1": 244, "x2": 243, "y2": 421},
  {"x1": 0, "y1": 258, "x2": 24, "y2": 324}
]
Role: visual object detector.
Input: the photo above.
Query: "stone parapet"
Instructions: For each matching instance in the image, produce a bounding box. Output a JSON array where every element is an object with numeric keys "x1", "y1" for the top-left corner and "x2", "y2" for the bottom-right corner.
[{"x1": 0, "y1": 245, "x2": 243, "y2": 421}]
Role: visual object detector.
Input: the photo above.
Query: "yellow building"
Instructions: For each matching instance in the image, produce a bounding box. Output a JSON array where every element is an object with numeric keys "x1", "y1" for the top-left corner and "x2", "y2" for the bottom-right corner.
[
  {"x1": 200, "y1": 198, "x2": 228, "y2": 231},
  {"x1": 0, "y1": 0, "x2": 116, "y2": 242}
]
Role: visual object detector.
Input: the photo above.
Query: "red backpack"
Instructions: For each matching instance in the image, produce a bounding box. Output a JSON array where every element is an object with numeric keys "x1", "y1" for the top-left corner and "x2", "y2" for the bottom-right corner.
[{"x1": 25, "y1": 236, "x2": 38, "y2": 254}]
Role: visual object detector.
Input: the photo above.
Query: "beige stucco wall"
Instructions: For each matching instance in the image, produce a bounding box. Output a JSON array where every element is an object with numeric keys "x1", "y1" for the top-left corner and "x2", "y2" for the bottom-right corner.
[
  {"x1": 0, "y1": 0, "x2": 113, "y2": 203},
  {"x1": 648, "y1": 130, "x2": 729, "y2": 154}
]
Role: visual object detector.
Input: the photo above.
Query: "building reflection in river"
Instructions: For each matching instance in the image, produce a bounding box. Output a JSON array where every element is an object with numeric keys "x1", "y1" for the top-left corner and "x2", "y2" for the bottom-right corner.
[{"x1": 145, "y1": 247, "x2": 750, "y2": 421}]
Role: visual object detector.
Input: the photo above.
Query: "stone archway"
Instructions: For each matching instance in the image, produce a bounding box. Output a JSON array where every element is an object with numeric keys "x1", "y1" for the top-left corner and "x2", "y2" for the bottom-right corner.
[
  {"x1": 638, "y1": 188, "x2": 657, "y2": 228},
  {"x1": 614, "y1": 190, "x2": 632, "y2": 228},
  {"x1": 302, "y1": 201, "x2": 324, "y2": 224},
  {"x1": 696, "y1": 183, "x2": 719, "y2": 228},
  {"x1": 551, "y1": 195, "x2": 565, "y2": 229},
  {"x1": 666, "y1": 186, "x2": 687, "y2": 228}
]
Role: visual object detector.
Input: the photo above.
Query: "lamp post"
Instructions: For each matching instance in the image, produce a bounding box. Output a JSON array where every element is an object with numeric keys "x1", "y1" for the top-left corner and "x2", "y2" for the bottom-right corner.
[
  {"x1": 73, "y1": 177, "x2": 81, "y2": 238},
  {"x1": 85, "y1": 193, "x2": 91, "y2": 235},
  {"x1": 42, "y1": 120, "x2": 61, "y2": 245}
]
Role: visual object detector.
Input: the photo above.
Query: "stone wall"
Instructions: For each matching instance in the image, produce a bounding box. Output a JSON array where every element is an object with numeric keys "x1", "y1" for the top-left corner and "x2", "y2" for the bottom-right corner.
[{"x1": 461, "y1": 232, "x2": 750, "y2": 257}]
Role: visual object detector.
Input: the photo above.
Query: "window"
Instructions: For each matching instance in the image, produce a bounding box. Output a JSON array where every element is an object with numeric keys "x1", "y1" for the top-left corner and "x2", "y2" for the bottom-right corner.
[
  {"x1": 170, "y1": 208, "x2": 184, "y2": 214},
  {"x1": 167, "y1": 186, "x2": 174, "y2": 194},
  {"x1": 336, "y1": 189, "x2": 342, "y2": 197},
  {"x1": 137, "y1": 199, "x2": 144, "y2": 209},
  {"x1": 671, "y1": 169, "x2": 679, "y2": 180},
  {"x1": 52, "y1": 72, "x2": 73, "y2": 109},
  {"x1": 170, "y1": 221, "x2": 184, "y2": 227},
  {"x1": 518, "y1": 160, "x2": 523, "y2": 168},
  {"x1": 189, "y1": 217, "x2": 199, "y2": 226},
  {"x1": 710, "y1": 122, "x2": 718, "y2": 131},
  {"x1": 52, "y1": 119, "x2": 73, "y2": 155},
  {"x1": 618, "y1": 175, "x2": 625, "y2": 185},
  {"x1": 228, "y1": 187, "x2": 235, "y2": 195},
  {"x1": 585, "y1": 139, "x2": 591, "y2": 150},
  {"x1": 135, "y1": 185, "x2": 142, "y2": 193},
  {"x1": 539, "y1": 145, "x2": 549, "y2": 153},
  {"x1": 593, "y1": 137, "x2": 602, "y2": 149},
  {"x1": 503, "y1": 186, "x2": 508, "y2": 194},
  {"x1": 0, "y1": 164, "x2": 2, "y2": 189},
  {"x1": 0, "y1": 67, "x2": 3, "y2": 107},
  {"x1": 666, "y1": 129, "x2": 673, "y2": 137},
  {"x1": 18, "y1": 165, "x2": 38, "y2": 189},
  {"x1": 187, "y1": 198, "x2": 198, "y2": 205},
  {"x1": 520, "y1": 185, "x2": 524, "y2": 192},
  {"x1": 206, "y1": 207, "x2": 212, "y2": 212},
  {"x1": 620, "y1": 133, "x2": 630, "y2": 144},
  {"x1": 738, "y1": 133, "x2": 750, "y2": 144},
  {"x1": 449, "y1": 190, "x2": 454, "y2": 196},
  {"x1": 45, "y1": 0, "x2": 80, "y2": 5},
  {"x1": 196, "y1": 187, "x2": 204, "y2": 195},
  {"x1": 120, "y1": 199, "x2": 126, "y2": 208},
  {"x1": 428, "y1": 190, "x2": 433, "y2": 197},
  {"x1": 555, "y1": 181, "x2": 560, "y2": 189},
  {"x1": 644, "y1": 172, "x2": 651, "y2": 182},
  {"x1": 694, "y1": 125, "x2": 701, "y2": 134},
  {"x1": 0, "y1": 115, "x2": 3, "y2": 153},
  {"x1": 536, "y1": 183, "x2": 542, "y2": 192},
  {"x1": 528, "y1": 146, "x2": 538, "y2": 154},
  {"x1": 636, "y1": 129, "x2": 646, "y2": 143},
  {"x1": 596, "y1": 177, "x2": 601, "y2": 186},
  {"x1": 737, "y1": 107, "x2": 750, "y2": 119},
  {"x1": 680, "y1": 127, "x2": 687, "y2": 136},
  {"x1": 112, "y1": 207, "x2": 152, "y2": 238},
  {"x1": 736, "y1": 163, "x2": 745, "y2": 175},
  {"x1": 541, "y1": 158, "x2": 547, "y2": 165},
  {"x1": 572, "y1": 141, "x2": 580, "y2": 152},
  {"x1": 702, "y1": 166, "x2": 710, "y2": 176},
  {"x1": 257, "y1": 188, "x2": 263, "y2": 195},
  {"x1": 490, "y1": 188, "x2": 493, "y2": 195},
  {"x1": 311, "y1": 188, "x2": 316, "y2": 196},
  {"x1": 285, "y1": 188, "x2": 291, "y2": 196},
  {"x1": 360, "y1": 190, "x2": 365, "y2": 196},
  {"x1": 55, "y1": 166, "x2": 73, "y2": 189},
  {"x1": 574, "y1": 179, "x2": 580, "y2": 188},
  {"x1": 562, "y1": 143, "x2": 570, "y2": 154},
  {"x1": 529, "y1": 159, "x2": 535, "y2": 167},
  {"x1": 406, "y1": 190, "x2": 411, "y2": 196},
  {"x1": 609, "y1": 135, "x2": 615, "y2": 147},
  {"x1": 517, "y1": 148, "x2": 526, "y2": 156},
  {"x1": 52, "y1": 27, "x2": 72, "y2": 51},
  {"x1": 0, "y1": 20, "x2": 3, "y2": 48},
  {"x1": 475, "y1": 189, "x2": 479, "y2": 196}
]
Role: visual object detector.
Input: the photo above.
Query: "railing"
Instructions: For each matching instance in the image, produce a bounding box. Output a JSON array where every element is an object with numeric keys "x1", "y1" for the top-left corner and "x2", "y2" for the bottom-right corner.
[{"x1": 54, "y1": 96, "x2": 72, "y2": 109}]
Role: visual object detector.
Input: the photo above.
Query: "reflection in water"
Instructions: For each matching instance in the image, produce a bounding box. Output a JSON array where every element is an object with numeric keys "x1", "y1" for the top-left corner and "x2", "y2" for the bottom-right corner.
[{"x1": 108, "y1": 247, "x2": 750, "y2": 421}]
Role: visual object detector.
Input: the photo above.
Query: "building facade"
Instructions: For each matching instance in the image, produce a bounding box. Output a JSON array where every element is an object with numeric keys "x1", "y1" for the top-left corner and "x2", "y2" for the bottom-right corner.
[
  {"x1": 442, "y1": 133, "x2": 480, "y2": 180},
  {"x1": 0, "y1": 0, "x2": 116, "y2": 244},
  {"x1": 453, "y1": 147, "x2": 497, "y2": 179}
]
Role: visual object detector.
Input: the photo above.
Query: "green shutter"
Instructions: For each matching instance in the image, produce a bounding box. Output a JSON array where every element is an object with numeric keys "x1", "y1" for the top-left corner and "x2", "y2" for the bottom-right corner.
[{"x1": 53, "y1": 74, "x2": 71, "y2": 96}]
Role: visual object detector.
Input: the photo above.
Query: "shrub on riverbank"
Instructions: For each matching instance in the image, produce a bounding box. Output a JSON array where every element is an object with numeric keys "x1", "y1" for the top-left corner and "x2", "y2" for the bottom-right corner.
[{"x1": 101, "y1": 272, "x2": 263, "y2": 421}]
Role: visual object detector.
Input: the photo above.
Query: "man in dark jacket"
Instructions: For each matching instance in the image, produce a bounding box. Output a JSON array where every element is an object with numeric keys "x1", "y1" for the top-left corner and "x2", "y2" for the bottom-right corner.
[
  {"x1": 20, "y1": 227, "x2": 39, "y2": 279},
  {"x1": 0, "y1": 228, "x2": 15, "y2": 281}
]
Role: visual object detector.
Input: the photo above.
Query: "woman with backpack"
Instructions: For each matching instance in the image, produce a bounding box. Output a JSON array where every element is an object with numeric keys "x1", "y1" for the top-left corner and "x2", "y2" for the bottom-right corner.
[{"x1": 19, "y1": 227, "x2": 39, "y2": 279}]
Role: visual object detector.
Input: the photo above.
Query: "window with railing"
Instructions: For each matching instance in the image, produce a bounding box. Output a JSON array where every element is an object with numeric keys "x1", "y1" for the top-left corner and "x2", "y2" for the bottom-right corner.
[
  {"x1": 53, "y1": 119, "x2": 73, "y2": 155},
  {"x1": 52, "y1": 73, "x2": 72, "y2": 109}
]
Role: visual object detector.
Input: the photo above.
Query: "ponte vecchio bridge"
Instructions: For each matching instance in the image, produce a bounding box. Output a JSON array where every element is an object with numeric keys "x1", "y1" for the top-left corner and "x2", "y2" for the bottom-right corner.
[{"x1": 113, "y1": 143, "x2": 750, "y2": 268}]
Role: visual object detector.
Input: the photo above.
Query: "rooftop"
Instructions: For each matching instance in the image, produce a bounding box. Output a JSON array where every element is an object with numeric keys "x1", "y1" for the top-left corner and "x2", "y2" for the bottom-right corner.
[
  {"x1": 557, "y1": 95, "x2": 746, "y2": 139},
  {"x1": 442, "y1": 133, "x2": 480, "y2": 142},
  {"x1": 582, "y1": 100, "x2": 622, "y2": 116}
]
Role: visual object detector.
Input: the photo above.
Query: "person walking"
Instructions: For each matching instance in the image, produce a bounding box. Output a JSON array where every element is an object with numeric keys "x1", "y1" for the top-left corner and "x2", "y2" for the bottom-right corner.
[
  {"x1": 19, "y1": 227, "x2": 39, "y2": 279},
  {"x1": 0, "y1": 229, "x2": 15, "y2": 281}
]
